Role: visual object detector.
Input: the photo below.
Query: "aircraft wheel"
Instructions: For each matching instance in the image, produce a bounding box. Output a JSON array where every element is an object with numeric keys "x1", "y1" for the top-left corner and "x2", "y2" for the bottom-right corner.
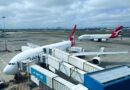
[{"x1": 14, "y1": 73, "x2": 22, "y2": 80}]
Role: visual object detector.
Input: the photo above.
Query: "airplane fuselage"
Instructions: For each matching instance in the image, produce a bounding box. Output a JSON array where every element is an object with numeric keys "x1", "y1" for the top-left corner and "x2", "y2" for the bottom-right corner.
[
  {"x1": 79, "y1": 34, "x2": 111, "y2": 39},
  {"x1": 3, "y1": 41, "x2": 71, "y2": 74},
  {"x1": 78, "y1": 34, "x2": 112, "y2": 42}
]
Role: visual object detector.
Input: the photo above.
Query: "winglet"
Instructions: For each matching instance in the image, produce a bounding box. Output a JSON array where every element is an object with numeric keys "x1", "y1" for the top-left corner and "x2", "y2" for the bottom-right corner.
[
  {"x1": 100, "y1": 47, "x2": 105, "y2": 52},
  {"x1": 70, "y1": 24, "x2": 77, "y2": 46},
  {"x1": 110, "y1": 26, "x2": 123, "y2": 38}
]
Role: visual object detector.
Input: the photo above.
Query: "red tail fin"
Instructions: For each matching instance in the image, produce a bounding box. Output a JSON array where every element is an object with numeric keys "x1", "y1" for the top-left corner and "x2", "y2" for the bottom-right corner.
[
  {"x1": 70, "y1": 24, "x2": 77, "y2": 46},
  {"x1": 110, "y1": 26, "x2": 123, "y2": 38}
]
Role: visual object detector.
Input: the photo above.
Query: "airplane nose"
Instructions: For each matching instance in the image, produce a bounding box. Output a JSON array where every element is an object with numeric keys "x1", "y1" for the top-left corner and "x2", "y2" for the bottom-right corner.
[
  {"x1": 3, "y1": 65, "x2": 15, "y2": 74},
  {"x1": 3, "y1": 65, "x2": 19, "y2": 75},
  {"x1": 3, "y1": 66, "x2": 8, "y2": 74}
]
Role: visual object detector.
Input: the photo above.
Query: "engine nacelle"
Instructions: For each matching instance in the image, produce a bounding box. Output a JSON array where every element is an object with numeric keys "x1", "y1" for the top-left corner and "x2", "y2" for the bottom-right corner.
[
  {"x1": 92, "y1": 56, "x2": 101, "y2": 65},
  {"x1": 93, "y1": 39, "x2": 98, "y2": 41},
  {"x1": 102, "y1": 39, "x2": 107, "y2": 41},
  {"x1": 94, "y1": 38, "x2": 107, "y2": 42}
]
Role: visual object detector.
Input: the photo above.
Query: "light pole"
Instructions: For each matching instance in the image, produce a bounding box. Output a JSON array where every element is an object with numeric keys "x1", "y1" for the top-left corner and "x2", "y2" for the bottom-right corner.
[
  {"x1": 2, "y1": 16, "x2": 6, "y2": 33},
  {"x1": 2, "y1": 16, "x2": 8, "y2": 51}
]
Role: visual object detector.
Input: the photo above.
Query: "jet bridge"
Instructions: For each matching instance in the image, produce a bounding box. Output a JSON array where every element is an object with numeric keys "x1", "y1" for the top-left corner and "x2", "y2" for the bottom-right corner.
[{"x1": 84, "y1": 65, "x2": 130, "y2": 90}]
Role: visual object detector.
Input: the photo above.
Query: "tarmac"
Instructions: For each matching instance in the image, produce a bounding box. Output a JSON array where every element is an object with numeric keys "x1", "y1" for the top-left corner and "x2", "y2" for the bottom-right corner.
[{"x1": 0, "y1": 31, "x2": 130, "y2": 82}]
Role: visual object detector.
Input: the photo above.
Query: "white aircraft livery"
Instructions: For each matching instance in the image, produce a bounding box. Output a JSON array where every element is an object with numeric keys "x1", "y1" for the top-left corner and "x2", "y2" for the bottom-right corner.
[
  {"x1": 3, "y1": 24, "x2": 77, "y2": 75},
  {"x1": 78, "y1": 26, "x2": 123, "y2": 42}
]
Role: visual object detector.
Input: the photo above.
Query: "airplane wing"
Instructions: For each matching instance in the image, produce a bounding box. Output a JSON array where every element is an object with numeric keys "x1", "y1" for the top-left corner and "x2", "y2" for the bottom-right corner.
[
  {"x1": 72, "y1": 51, "x2": 128, "y2": 56},
  {"x1": 21, "y1": 43, "x2": 40, "y2": 52},
  {"x1": 21, "y1": 46, "x2": 33, "y2": 52},
  {"x1": 27, "y1": 43, "x2": 40, "y2": 48}
]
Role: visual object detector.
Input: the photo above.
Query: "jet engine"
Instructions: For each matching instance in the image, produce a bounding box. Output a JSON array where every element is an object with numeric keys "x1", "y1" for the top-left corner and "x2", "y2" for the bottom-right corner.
[
  {"x1": 102, "y1": 39, "x2": 107, "y2": 41},
  {"x1": 93, "y1": 39, "x2": 98, "y2": 41},
  {"x1": 92, "y1": 56, "x2": 101, "y2": 65}
]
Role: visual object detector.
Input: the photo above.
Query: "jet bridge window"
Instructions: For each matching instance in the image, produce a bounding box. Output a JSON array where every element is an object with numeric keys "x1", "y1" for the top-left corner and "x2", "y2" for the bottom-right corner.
[
  {"x1": 43, "y1": 48, "x2": 46, "y2": 54},
  {"x1": 17, "y1": 62, "x2": 20, "y2": 68},
  {"x1": 49, "y1": 48, "x2": 52, "y2": 55},
  {"x1": 42, "y1": 55, "x2": 46, "y2": 63}
]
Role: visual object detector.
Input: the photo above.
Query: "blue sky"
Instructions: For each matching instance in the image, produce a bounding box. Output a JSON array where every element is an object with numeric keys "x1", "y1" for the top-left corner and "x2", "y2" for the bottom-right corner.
[{"x1": 0, "y1": 0, "x2": 130, "y2": 29}]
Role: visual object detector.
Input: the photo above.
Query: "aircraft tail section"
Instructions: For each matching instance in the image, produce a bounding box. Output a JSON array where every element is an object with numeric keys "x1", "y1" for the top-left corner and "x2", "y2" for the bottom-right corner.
[
  {"x1": 70, "y1": 24, "x2": 77, "y2": 46},
  {"x1": 110, "y1": 26, "x2": 123, "y2": 38}
]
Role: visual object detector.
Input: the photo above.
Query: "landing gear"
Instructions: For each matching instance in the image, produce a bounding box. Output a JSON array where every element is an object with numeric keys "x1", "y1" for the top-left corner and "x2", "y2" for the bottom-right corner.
[
  {"x1": 98, "y1": 39, "x2": 102, "y2": 42},
  {"x1": 14, "y1": 73, "x2": 23, "y2": 80}
]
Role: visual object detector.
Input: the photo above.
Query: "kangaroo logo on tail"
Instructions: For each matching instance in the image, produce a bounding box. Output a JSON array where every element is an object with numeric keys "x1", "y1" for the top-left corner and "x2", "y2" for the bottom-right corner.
[
  {"x1": 70, "y1": 24, "x2": 77, "y2": 46},
  {"x1": 110, "y1": 26, "x2": 123, "y2": 38}
]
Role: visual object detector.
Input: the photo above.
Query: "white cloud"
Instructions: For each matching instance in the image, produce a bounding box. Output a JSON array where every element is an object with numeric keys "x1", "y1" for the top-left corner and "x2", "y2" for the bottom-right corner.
[{"x1": 0, "y1": 0, "x2": 130, "y2": 28}]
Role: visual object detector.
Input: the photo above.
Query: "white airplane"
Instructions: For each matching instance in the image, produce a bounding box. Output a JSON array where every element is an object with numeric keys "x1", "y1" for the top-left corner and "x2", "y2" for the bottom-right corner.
[
  {"x1": 78, "y1": 26, "x2": 123, "y2": 42},
  {"x1": 3, "y1": 24, "x2": 128, "y2": 76},
  {"x1": 3, "y1": 25, "x2": 77, "y2": 75}
]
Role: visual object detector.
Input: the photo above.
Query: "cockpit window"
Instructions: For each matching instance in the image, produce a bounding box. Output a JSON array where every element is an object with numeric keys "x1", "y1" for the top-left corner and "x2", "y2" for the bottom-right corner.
[{"x1": 8, "y1": 63, "x2": 16, "y2": 65}]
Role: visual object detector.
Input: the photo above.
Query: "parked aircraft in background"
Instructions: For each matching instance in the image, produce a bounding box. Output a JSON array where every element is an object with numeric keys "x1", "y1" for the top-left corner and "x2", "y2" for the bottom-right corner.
[{"x1": 78, "y1": 26, "x2": 123, "y2": 42}]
